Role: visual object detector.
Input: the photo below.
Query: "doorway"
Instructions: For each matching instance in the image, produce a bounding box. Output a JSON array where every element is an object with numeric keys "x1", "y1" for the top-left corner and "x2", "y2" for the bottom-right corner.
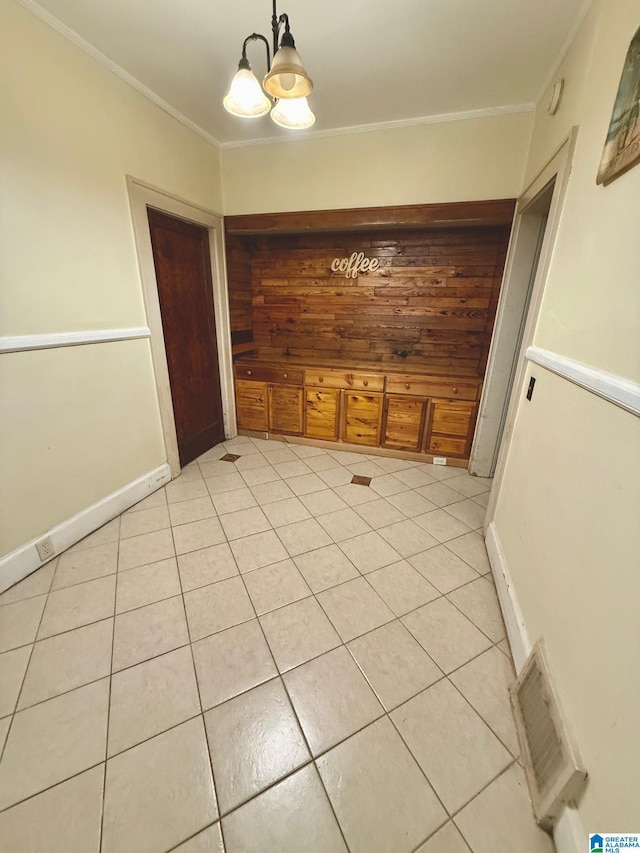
[{"x1": 147, "y1": 208, "x2": 225, "y2": 466}]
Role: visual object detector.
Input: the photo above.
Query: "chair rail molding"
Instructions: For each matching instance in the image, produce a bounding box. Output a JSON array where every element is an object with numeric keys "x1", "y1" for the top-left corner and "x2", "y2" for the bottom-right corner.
[{"x1": 0, "y1": 327, "x2": 151, "y2": 354}]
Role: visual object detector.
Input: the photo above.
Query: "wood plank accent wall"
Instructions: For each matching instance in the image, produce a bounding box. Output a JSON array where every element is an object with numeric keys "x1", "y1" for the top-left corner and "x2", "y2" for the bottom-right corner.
[
  {"x1": 226, "y1": 235, "x2": 255, "y2": 355},
  {"x1": 228, "y1": 226, "x2": 510, "y2": 374}
]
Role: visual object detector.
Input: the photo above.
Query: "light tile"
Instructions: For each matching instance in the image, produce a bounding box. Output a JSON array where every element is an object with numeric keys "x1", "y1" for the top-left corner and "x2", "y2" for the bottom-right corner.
[
  {"x1": 305, "y1": 453, "x2": 342, "y2": 472},
  {"x1": 329, "y1": 450, "x2": 366, "y2": 465},
  {"x1": 276, "y1": 518, "x2": 332, "y2": 556},
  {"x1": 450, "y1": 647, "x2": 519, "y2": 755},
  {"x1": 446, "y1": 531, "x2": 491, "y2": 574},
  {"x1": 112, "y1": 596, "x2": 189, "y2": 671},
  {"x1": 260, "y1": 596, "x2": 341, "y2": 672},
  {"x1": 108, "y1": 646, "x2": 200, "y2": 756},
  {"x1": 192, "y1": 619, "x2": 277, "y2": 709},
  {"x1": 348, "y1": 460, "x2": 387, "y2": 478},
  {"x1": 379, "y1": 519, "x2": 439, "y2": 558},
  {"x1": 347, "y1": 620, "x2": 442, "y2": 711},
  {"x1": 373, "y1": 457, "x2": 414, "y2": 473},
  {"x1": 202, "y1": 461, "x2": 239, "y2": 480},
  {"x1": 473, "y1": 490, "x2": 491, "y2": 508},
  {"x1": 173, "y1": 824, "x2": 225, "y2": 853},
  {"x1": 38, "y1": 575, "x2": 115, "y2": 640},
  {"x1": 370, "y1": 474, "x2": 409, "y2": 497},
  {"x1": 261, "y1": 446, "x2": 298, "y2": 464},
  {"x1": 299, "y1": 488, "x2": 349, "y2": 515},
  {"x1": 205, "y1": 472, "x2": 246, "y2": 495},
  {"x1": 367, "y1": 561, "x2": 440, "y2": 616},
  {"x1": 102, "y1": 717, "x2": 217, "y2": 853},
  {"x1": 424, "y1": 464, "x2": 463, "y2": 481},
  {"x1": 317, "y1": 507, "x2": 371, "y2": 542},
  {"x1": 67, "y1": 518, "x2": 120, "y2": 552},
  {"x1": 244, "y1": 559, "x2": 311, "y2": 615},
  {"x1": 290, "y1": 444, "x2": 326, "y2": 459},
  {"x1": 283, "y1": 647, "x2": 383, "y2": 755},
  {"x1": 0, "y1": 765, "x2": 104, "y2": 853},
  {"x1": 52, "y1": 541, "x2": 118, "y2": 590},
  {"x1": 448, "y1": 577, "x2": 506, "y2": 642},
  {"x1": 177, "y1": 542, "x2": 239, "y2": 591},
  {"x1": 0, "y1": 717, "x2": 9, "y2": 753},
  {"x1": 416, "y1": 821, "x2": 471, "y2": 852},
  {"x1": 333, "y1": 482, "x2": 379, "y2": 506},
  {"x1": 262, "y1": 496, "x2": 311, "y2": 527},
  {"x1": 211, "y1": 487, "x2": 257, "y2": 516},
  {"x1": 184, "y1": 576, "x2": 254, "y2": 640},
  {"x1": 0, "y1": 645, "x2": 31, "y2": 717},
  {"x1": 173, "y1": 518, "x2": 225, "y2": 555},
  {"x1": 402, "y1": 597, "x2": 492, "y2": 673},
  {"x1": 0, "y1": 561, "x2": 55, "y2": 605},
  {"x1": 205, "y1": 678, "x2": 310, "y2": 814},
  {"x1": 220, "y1": 506, "x2": 271, "y2": 540},
  {"x1": 454, "y1": 763, "x2": 555, "y2": 853},
  {"x1": 0, "y1": 679, "x2": 109, "y2": 810},
  {"x1": 317, "y1": 577, "x2": 394, "y2": 642},
  {"x1": 234, "y1": 452, "x2": 270, "y2": 471},
  {"x1": 414, "y1": 509, "x2": 471, "y2": 543},
  {"x1": 417, "y1": 482, "x2": 467, "y2": 507},
  {"x1": 126, "y1": 488, "x2": 167, "y2": 512},
  {"x1": 250, "y1": 479, "x2": 295, "y2": 505},
  {"x1": 177, "y1": 461, "x2": 207, "y2": 480},
  {"x1": 446, "y1": 473, "x2": 492, "y2": 497},
  {"x1": 168, "y1": 496, "x2": 217, "y2": 526},
  {"x1": 286, "y1": 472, "x2": 328, "y2": 495},
  {"x1": 394, "y1": 467, "x2": 437, "y2": 488},
  {"x1": 339, "y1": 530, "x2": 403, "y2": 574},
  {"x1": 119, "y1": 506, "x2": 171, "y2": 539},
  {"x1": 165, "y1": 478, "x2": 209, "y2": 504},
  {"x1": 409, "y1": 545, "x2": 480, "y2": 594},
  {"x1": 386, "y1": 490, "x2": 438, "y2": 518},
  {"x1": 294, "y1": 544, "x2": 360, "y2": 592},
  {"x1": 353, "y1": 497, "x2": 406, "y2": 528},
  {"x1": 222, "y1": 765, "x2": 347, "y2": 853},
  {"x1": 118, "y1": 529, "x2": 175, "y2": 571},
  {"x1": 273, "y1": 460, "x2": 312, "y2": 479},
  {"x1": 318, "y1": 467, "x2": 354, "y2": 488},
  {"x1": 230, "y1": 529, "x2": 289, "y2": 573},
  {"x1": 196, "y1": 444, "x2": 227, "y2": 462},
  {"x1": 317, "y1": 717, "x2": 447, "y2": 853},
  {"x1": 240, "y1": 465, "x2": 282, "y2": 486},
  {"x1": 391, "y1": 679, "x2": 511, "y2": 813},
  {"x1": 19, "y1": 619, "x2": 112, "y2": 710},
  {"x1": 116, "y1": 557, "x2": 181, "y2": 613},
  {"x1": 445, "y1": 498, "x2": 487, "y2": 529}
]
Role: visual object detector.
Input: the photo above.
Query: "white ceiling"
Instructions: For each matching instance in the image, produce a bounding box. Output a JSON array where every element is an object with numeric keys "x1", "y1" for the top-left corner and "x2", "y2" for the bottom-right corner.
[{"x1": 26, "y1": 0, "x2": 589, "y2": 146}]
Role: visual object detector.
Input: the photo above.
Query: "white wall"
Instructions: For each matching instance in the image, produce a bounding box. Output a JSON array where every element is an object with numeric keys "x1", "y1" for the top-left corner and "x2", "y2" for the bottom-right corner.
[
  {"x1": 492, "y1": 0, "x2": 640, "y2": 830},
  {"x1": 221, "y1": 111, "x2": 533, "y2": 215},
  {"x1": 0, "y1": 0, "x2": 222, "y2": 558}
]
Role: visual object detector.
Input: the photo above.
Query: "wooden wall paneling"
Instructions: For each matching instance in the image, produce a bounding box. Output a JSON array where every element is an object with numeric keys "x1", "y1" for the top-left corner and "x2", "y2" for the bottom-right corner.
[{"x1": 225, "y1": 235, "x2": 255, "y2": 356}]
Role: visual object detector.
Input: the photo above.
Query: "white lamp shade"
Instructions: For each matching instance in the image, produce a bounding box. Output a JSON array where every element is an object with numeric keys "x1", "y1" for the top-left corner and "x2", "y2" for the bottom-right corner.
[
  {"x1": 263, "y1": 45, "x2": 313, "y2": 99},
  {"x1": 223, "y1": 67, "x2": 271, "y2": 118},
  {"x1": 270, "y1": 96, "x2": 316, "y2": 130}
]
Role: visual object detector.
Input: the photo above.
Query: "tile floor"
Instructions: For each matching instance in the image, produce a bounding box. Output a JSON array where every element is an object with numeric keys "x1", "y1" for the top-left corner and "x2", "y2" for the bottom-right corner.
[{"x1": 0, "y1": 436, "x2": 556, "y2": 853}]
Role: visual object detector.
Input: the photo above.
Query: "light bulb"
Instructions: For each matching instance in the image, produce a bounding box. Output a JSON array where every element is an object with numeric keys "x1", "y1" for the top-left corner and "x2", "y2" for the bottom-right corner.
[
  {"x1": 223, "y1": 66, "x2": 271, "y2": 118},
  {"x1": 270, "y1": 96, "x2": 316, "y2": 130}
]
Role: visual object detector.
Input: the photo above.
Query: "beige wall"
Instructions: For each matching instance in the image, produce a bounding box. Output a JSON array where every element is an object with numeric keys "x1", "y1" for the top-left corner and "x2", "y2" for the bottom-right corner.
[
  {"x1": 0, "y1": 0, "x2": 222, "y2": 556},
  {"x1": 221, "y1": 111, "x2": 533, "y2": 215},
  {"x1": 492, "y1": 0, "x2": 640, "y2": 830}
]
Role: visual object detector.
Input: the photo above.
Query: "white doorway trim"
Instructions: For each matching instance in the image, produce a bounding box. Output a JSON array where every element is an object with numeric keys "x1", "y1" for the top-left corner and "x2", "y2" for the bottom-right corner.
[
  {"x1": 482, "y1": 128, "x2": 578, "y2": 521},
  {"x1": 127, "y1": 177, "x2": 237, "y2": 477}
]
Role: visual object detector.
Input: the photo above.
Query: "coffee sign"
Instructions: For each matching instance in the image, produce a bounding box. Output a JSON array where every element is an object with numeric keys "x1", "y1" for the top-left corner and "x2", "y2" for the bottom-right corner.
[{"x1": 331, "y1": 252, "x2": 380, "y2": 279}]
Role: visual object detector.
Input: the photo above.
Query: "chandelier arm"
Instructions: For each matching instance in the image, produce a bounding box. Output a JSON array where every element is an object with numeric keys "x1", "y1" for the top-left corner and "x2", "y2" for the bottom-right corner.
[{"x1": 241, "y1": 32, "x2": 272, "y2": 71}]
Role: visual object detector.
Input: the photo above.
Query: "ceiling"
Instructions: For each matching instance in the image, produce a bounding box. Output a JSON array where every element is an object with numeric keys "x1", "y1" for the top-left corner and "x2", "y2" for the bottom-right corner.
[{"x1": 27, "y1": 0, "x2": 588, "y2": 146}]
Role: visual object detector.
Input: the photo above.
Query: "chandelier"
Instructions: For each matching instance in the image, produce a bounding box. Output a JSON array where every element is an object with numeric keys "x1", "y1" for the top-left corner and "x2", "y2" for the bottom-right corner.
[{"x1": 223, "y1": 1, "x2": 315, "y2": 130}]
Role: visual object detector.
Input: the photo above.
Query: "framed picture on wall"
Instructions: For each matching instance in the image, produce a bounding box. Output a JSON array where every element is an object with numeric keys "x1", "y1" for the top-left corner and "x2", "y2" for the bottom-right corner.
[{"x1": 597, "y1": 25, "x2": 640, "y2": 185}]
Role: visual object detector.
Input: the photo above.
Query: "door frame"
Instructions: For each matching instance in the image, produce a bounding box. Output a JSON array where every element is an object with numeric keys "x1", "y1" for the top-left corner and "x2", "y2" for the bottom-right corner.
[
  {"x1": 480, "y1": 128, "x2": 578, "y2": 522},
  {"x1": 127, "y1": 176, "x2": 236, "y2": 477}
]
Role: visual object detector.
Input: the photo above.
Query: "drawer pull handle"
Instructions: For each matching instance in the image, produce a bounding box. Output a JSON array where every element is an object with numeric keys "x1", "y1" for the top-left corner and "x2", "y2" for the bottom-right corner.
[
  {"x1": 246, "y1": 370, "x2": 252, "y2": 376},
  {"x1": 363, "y1": 379, "x2": 368, "y2": 387},
  {"x1": 453, "y1": 387, "x2": 459, "y2": 395},
  {"x1": 405, "y1": 383, "x2": 411, "y2": 390}
]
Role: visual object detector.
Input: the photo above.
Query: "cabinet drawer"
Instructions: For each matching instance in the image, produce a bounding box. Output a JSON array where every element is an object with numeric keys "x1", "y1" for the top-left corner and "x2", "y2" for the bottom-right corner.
[
  {"x1": 430, "y1": 401, "x2": 477, "y2": 436},
  {"x1": 235, "y1": 364, "x2": 303, "y2": 385},
  {"x1": 427, "y1": 435, "x2": 469, "y2": 456},
  {"x1": 304, "y1": 369, "x2": 384, "y2": 392},
  {"x1": 386, "y1": 375, "x2": 479, "y2": 400}
]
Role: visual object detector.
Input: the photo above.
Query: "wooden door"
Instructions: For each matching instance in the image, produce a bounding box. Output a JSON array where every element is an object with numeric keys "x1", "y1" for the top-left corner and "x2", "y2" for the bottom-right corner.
[
  {"x1": 425, "y1": 399, "x2": 477, "y2": 458},
  {"x1": 382, "y1": 395, "x2": 426, "y2": 452},
  {"x1": 304, "y1": 387, "x2": 340, "y2": 440},
  {"x1": 236, "y1": 380, "x2": 268, "y2": 431},
  {"x1": 269, "y1": 384, "x2": 303, "y2": 435},
  {"x1": 148, "y1": 208, "x2": 224, "y2": 466},
  {"x1": 343, "y1": 392, "x2": 383, "y2": 446}
]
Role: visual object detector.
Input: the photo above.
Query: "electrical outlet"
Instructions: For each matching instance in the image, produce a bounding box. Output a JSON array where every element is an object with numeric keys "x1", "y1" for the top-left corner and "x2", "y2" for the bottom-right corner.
[
  {"x1": 36, "y1": 536, "x2": 55, "y2": 562},
  {"x1": 433, "y1": 457, "x2": 447, "y2": 466}
]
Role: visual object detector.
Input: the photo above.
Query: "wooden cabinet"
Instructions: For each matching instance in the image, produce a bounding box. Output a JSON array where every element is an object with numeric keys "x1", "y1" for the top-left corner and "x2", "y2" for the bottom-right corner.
[
  {"x1": 235, "y1": 379, "x2": 268, "y2": 431},
  {"x1": 268, "y1": 384, "x2": 303, "y2": 435},
  {"x1": 425, "y1": 399, "x2": 477, "y2": 458},
  {"x1": 343, "y1": 392, "x2": 384, "y2": 446},
  {"x1": 382, "y1": 395, "x2": 426, "y2": 452},
  {"x1": 304, "y1": 387, "x2": 341, "y2": 440}
]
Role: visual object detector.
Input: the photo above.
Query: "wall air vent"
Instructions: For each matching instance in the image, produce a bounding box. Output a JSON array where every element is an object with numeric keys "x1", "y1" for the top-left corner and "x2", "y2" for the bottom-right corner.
[{"x1": 510, "y1": 641, "x2": 588, "y2": 830}]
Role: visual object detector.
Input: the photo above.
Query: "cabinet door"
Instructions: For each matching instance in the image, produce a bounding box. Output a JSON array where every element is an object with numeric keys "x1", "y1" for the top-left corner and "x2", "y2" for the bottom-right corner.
[
  {"x1": 235, "y1": 379, "x2": 268, "y2": 431},
  {"x1": 304, "y1": 387, "x2": 340, "y2": 441},
  {"x1": 343, "y1": 392, "x2": 383, "y2": 446},
  {"x1": 382, "y1": 395, "x2": 426, "y2": 452},
  {"x1": 268, "y1": 383, "x2": 303, "y2": 435},
  {"x1": 425, "y1": 399, "x2": 477, "y2": 457}
]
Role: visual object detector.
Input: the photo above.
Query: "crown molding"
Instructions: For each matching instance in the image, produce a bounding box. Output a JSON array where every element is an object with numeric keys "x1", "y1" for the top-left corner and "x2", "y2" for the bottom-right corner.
[
  {"x1": 220, "y1": 102, "x2": 536, "y2": 150},
  {"x1": 535, "y1": 0, "x2": 597, "y2": 104},
  {"x1": 15, "y1": 0, "x2": 223, "y2": 148}
]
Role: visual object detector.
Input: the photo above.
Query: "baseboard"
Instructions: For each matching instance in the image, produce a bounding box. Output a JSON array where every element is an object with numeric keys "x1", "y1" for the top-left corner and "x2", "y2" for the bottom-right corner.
[
  {"x1": 484, "y1": 521, "x2": 586, "y2": 853},
  {"x1": 0, "y1": 464, "x2": 172, "y2": 594}
]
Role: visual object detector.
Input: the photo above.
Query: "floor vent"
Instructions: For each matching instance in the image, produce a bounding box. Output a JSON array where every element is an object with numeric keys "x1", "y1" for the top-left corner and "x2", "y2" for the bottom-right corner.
[{"x1": 511, "y1": 641, "x2": 587, "y2": 830}]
